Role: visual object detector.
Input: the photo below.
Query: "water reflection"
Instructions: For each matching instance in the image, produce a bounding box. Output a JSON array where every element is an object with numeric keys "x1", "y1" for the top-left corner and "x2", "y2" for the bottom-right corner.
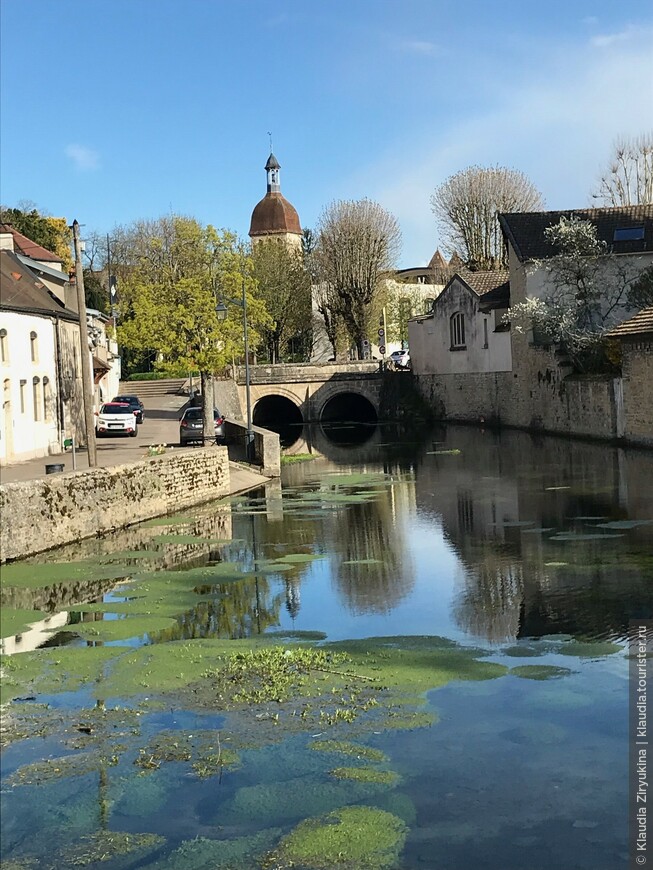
[
  {"x1": 3, "y1": 426, "x2": 652, "y2": 652},
  {"x1": 414, "y1": 427, "x2": 653, "y2": 642}
]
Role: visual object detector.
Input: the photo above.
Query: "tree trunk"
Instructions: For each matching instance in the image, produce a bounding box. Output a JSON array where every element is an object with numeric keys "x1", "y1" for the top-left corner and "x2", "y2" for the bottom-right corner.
[{"x1": 201, "y1": 371, "x2": 214, "y2": 441}]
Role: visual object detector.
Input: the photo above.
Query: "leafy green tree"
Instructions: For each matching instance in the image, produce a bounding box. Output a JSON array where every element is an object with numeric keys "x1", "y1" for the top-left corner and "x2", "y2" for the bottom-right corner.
[
  {"x1": 251, "y1": 239, "x2": 312, "y2": 362},
  {"x1": 0, "y1": 205, "x2": 73, "y2": 270},
  {"x1": 116, "y1": 216, "x2": 270, "y2": 422}
]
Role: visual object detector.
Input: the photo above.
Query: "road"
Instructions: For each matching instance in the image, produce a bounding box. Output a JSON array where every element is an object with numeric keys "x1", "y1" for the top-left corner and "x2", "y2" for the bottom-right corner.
[{"x1": 0, "y1": 392, "x2": 267, "y2": 492}]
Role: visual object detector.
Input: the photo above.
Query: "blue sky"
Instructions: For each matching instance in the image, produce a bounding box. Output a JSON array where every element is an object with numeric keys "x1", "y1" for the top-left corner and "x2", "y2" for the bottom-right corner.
[{"x1": 1, "y1": 0, "x2": 651, "y2": 267}]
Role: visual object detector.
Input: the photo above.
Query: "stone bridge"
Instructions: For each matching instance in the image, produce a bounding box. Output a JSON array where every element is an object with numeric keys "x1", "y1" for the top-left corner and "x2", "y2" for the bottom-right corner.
[{"x1": 233, "y1": 362, "x2": 383, "y2": 427}]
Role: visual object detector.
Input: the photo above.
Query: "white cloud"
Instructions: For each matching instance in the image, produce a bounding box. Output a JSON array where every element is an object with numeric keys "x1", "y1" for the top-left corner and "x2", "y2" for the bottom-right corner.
[
  {"x1": 348, "y1": 26, "x2": 653, "y2": 266},
  {"x1": 65, "y1": 144, "x2": 100, "y2": 171},
  {"x1": 396, "y1": 39, "x2": 439, "y2": 55},
  {"x1": 590, "y1": 24, "x2": 639, "y2": 48}
]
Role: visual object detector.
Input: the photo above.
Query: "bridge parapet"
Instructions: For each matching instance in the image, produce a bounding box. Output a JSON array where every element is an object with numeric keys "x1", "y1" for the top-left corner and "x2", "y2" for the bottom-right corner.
[{"x1": 234, "y1": 361, "x2": 382, "y2": 385}]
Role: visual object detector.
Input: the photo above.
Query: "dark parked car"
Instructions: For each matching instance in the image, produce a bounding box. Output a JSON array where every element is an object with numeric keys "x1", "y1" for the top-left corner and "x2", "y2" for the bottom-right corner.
[
  {"x1": 179, "y1": 407, "x2": 225, "y2": 446},
  {"x1": 112, "y1": 395, "x2": 144, "y2": 423}
]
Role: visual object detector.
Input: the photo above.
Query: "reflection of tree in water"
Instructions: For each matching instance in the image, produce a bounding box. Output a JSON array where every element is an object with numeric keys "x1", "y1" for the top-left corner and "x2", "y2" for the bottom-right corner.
[
  {"x1": 151, "y1": 577, "x2": 283, "y2": 642},
  {"x1": 329, "y1": 495, "x2": 414, "y2": 615},
  {"x1": 452, "y1": 545, "x2": 524, "y2": 643}
]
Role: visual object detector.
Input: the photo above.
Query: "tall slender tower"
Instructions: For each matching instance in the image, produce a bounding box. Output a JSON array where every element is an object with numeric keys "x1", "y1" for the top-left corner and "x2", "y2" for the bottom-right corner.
[{"x1": 249, "y1": 153, "x2": 302, "y2": 250}]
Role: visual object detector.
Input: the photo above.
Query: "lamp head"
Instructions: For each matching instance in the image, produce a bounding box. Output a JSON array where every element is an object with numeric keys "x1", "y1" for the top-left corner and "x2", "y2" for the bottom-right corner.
[{"x1": 215, "y1": 301, "x2": 228, "y2": 321}]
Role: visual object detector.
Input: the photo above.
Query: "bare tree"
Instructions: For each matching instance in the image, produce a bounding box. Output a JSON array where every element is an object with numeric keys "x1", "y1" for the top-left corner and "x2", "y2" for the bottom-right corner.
[
  {"x1": 431, "y1": 166, "x2": 544, "y2": 270},
  {"x1": 315, "y1": 199, "x2": 401, "y2": 357},
  {"x1": 594, "y1": 133, "x2": 653, "y2": 206}
]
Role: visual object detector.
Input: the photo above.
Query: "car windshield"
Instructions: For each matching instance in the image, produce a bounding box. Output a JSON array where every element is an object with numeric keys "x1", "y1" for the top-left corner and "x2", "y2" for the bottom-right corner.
[
  {"x1": 113, "y1": 396, "x2": 137, "y2": 404},
  {"x1": 183, "y1": 409, "x2": 221, "y2": 420},
  {"x1": 101, "y1": 404, "x2": 134, "y2": 415}
]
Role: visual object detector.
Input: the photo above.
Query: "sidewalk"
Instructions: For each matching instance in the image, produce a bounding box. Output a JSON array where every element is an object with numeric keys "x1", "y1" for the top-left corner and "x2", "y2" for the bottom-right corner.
[{"x1": 0, "y1": 442, "x2": 271, "y2": 492}]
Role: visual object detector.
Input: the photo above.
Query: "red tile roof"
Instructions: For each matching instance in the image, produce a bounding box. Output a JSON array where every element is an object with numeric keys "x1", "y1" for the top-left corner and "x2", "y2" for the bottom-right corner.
[
  {"x1": 606, "y1": 307, "x2": 653, "y2": 338},
  {"x1": 0, "y1": 223, "x2": 64, "y2": 262}
]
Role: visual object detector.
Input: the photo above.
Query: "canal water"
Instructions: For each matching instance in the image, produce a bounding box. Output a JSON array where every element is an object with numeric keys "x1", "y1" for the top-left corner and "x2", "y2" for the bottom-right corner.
[{"x1": 1, "y1": 424, "x2": 652, "y2": 869}]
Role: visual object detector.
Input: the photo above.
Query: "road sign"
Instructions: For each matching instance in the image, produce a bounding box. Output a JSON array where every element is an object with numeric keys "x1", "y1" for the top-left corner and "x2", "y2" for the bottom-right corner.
[
  {"x1": 378, "y1": 327, "x2": 385, "y2": 337},
  {"x1": 379, "y1": 345, "x2": 386, "y2": 354}
]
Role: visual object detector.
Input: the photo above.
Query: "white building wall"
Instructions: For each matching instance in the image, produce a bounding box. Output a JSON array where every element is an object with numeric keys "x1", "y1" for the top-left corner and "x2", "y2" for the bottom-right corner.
[
  {"x1": 0, "y1": 311, "x2": 60, "y2": 462},
  {"x1": 408, "y1": 278, "x2": 512, "y2": 375}
]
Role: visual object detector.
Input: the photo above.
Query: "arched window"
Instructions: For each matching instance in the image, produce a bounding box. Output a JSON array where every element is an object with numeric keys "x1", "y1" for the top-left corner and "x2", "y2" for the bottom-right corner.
[
  {"x1": 43, "y1": 376, "x2": 50, "y2": 421},
  {"x1": 30, "y1": 331, "x2": 38, "y2": 363},
  {"x1": 0, "y1": 328, "x2": 7, "y2": 364},
  {"x1": 32, "y1": 376, "x2": 41, "y2": 422},
  {"x1": 450, "y1": 312, "x2": 465, "y2": 349}
]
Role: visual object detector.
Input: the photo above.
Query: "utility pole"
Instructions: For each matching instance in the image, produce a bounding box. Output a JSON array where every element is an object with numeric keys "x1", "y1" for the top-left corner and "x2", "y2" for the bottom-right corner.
[{"x1": 72, "y1": 220, "x2": 98, "y2": 467}]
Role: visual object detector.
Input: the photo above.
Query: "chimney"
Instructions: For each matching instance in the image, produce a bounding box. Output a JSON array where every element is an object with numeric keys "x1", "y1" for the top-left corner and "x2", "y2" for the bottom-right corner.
[{"x1": 0, "y1": 232, "x2": 15, "y2": 252}]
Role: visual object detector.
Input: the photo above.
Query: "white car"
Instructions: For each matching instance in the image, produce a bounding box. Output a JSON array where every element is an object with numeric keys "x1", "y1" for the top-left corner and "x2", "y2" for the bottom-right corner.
[
  {"x1": 390, "y1": 349, "x2": 410, "y2": 368},
  {"x1": 95, "y1": 402, "x2": 138, "y2": 437}
]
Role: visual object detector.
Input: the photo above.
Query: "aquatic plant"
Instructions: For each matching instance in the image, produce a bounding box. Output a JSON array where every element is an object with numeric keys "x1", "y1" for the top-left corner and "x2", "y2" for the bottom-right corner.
[
  {"x1": 329, "y1": 766, "x2": 400, "y2": 785},
  {"x1": 217, "y1": 776, "x2": 390, "y2": 828},
  {"x1": 266, "y1": 805, "x2": 407, "y2": 869},
  {"x1": 0, "y1": 608, "x2": 47, "y2": 638},
  {"x1": 510, "y1": 665, "x2": 575, "y2": 680},
  {"x1": 310, "y1": 740, "x2": 387, "y2": 762},
  {"x1": 55, "y1": 830, "x2": 165, "y2": 868},
  {"x1": 144, "y1": 829, "x2": 282, "y2": 869}
]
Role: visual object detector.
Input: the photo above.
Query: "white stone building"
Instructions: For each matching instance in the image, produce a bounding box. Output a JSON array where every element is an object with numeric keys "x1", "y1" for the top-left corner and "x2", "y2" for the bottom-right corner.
[{"x1": 408, "y1": 270, "x2": 511, "y2": 375}]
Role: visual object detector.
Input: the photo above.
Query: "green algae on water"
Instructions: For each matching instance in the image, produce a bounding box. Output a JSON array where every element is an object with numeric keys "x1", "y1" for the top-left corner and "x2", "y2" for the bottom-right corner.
[
  {"x1": 0, "y1": 607, "x2": 48, "y2": 638},
  {"x1": 268, "y1": 805, "x2": 407, "y2": 870},
  {"x1": 310, "y1": 740, "x2": 387, "y2": 762},
  {"x1": 510, "y1": 665, "x2": 575, "y2": 680},
  {"x1": 0, "y1": 561, "x2": 131, "y2": 590},
  {"x1": 329, "y1": 766, "x2": 400, "y2": 785},
  {"x1": 54, "y1": 830, "x2": 165, "y2": 868},
  {"x1": 217, "y1": 776, "x2": 390, "y2": 828},
  {"x1": 144, "y1": 829, "x2": 282, "y2": 870},
  {"x1": 62, "y1": 615, "x2": 177, "y2": 642},
  {"x1": 556, "y1": 639, "x2": 623, "y2": 657}
]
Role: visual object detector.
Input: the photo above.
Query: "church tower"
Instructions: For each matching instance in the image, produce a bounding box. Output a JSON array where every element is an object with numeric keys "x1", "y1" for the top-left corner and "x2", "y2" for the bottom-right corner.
[{"x1": 249, "y1": 153, "x2": 302, "y2": 250}]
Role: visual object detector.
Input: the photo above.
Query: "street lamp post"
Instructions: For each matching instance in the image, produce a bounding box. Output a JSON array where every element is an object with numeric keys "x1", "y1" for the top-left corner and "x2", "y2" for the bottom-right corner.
[{"x1": 215, "y1": 274, "x2": 254, "y2": 462}]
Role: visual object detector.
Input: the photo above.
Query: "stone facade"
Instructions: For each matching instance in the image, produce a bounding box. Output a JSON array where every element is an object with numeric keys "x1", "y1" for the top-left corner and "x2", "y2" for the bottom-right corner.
[
  {"x1": 0, "y1": 446, "x2": 230, "y2": 562},
  {"x1": 234, "y1": 362, "x2": 383, "y2": 423},
  {"x1": 621, "y1": 340, "x2": 653, "y2": 446}
]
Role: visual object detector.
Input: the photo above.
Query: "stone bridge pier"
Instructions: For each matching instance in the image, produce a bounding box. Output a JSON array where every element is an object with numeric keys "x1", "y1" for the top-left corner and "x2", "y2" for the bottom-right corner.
[{"x1": 233, "y1": 362, "x2": 383, "y2": 427}]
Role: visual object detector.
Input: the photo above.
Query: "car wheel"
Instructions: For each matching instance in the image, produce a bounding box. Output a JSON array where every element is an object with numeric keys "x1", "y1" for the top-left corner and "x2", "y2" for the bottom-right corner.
[{"x1": 130, "y1": 429, "x2": 137, "y2": 437}]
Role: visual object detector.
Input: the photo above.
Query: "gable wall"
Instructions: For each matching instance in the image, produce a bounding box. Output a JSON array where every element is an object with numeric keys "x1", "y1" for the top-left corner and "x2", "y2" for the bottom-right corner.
[{"x1": 408, "y1": 277, "x2": 511, "y2": 375}]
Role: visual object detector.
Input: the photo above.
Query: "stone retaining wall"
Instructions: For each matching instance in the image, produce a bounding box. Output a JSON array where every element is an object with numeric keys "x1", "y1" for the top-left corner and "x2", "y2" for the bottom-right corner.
[
  {"x1": 223, "y1": 419, "x2": 280, "y2": 476},
  {"x1": 0, "y1": 447, "x2": 230, "y2": 562}
]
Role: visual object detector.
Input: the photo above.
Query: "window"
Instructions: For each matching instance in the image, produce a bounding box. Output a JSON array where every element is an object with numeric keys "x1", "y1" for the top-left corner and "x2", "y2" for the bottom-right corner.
[
  {"x1": 483, "y1": 318, "x2": 489, "y2": 349},
  {"x1": 43, "y1": 376, "x2": 50, "y2": 421},
  {"x1": 33, "y1": 377, "x2": 41, "y2": 422},
  {"x1": 30, "y1": 331, "x2": 38, "y2": 363},
  {"x1": 450, "y1": 312, "x2": 465, "y2": 349},
  {"x1": 613, "y1": 226, "x2": 645, "y2": 242},
  {"x1": 19, "y1": 379, "x2": 26, "y2": 413},
  {"x1": 0, "y1": 328, "x2": 7, "y2": 363}
]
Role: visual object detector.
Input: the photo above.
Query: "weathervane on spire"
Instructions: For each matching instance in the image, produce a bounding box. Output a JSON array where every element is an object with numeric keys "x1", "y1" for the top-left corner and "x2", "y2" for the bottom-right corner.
[{"x1": 267, "y1": 131, "x2": 273, "y2": 153}]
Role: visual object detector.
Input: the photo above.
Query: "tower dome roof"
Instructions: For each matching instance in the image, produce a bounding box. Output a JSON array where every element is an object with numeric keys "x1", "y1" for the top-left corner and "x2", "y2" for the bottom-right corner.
[{"x1": 249, "y1": 192, "x2": 302, "y2": 237}]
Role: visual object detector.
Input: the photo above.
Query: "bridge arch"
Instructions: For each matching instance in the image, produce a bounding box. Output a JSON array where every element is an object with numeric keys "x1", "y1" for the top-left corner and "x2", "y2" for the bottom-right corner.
[{"x1": 252, "y1": 391, "x2": 304, "y2": 448}]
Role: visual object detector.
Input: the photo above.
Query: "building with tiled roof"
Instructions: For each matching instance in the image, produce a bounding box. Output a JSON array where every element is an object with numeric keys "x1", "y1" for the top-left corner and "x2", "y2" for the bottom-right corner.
[
  {"x1": 607, "y1": 306, "x2": 653, "y2": 338},
  {"x1": 249, "y1": 153, "x2": 302, "y2": 249},
  {"x1": 0, "y1": 223, "x2": 65, "y2": 265},
  {"x1": 498, "y1": 205, "x2": 653, "y2": 263}
]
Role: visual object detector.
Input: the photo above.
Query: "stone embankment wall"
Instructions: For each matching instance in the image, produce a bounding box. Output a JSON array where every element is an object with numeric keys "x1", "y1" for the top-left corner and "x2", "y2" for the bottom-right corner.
[
  {"x1": 223, "y1": 419, "x2": 281, "y2": 476},
  {"x1": 621, "y1": 339, "x2": 653, "y2": 446},
  {"x1": 0, "y1": 447, "x2": 230, "y2": 562}
]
